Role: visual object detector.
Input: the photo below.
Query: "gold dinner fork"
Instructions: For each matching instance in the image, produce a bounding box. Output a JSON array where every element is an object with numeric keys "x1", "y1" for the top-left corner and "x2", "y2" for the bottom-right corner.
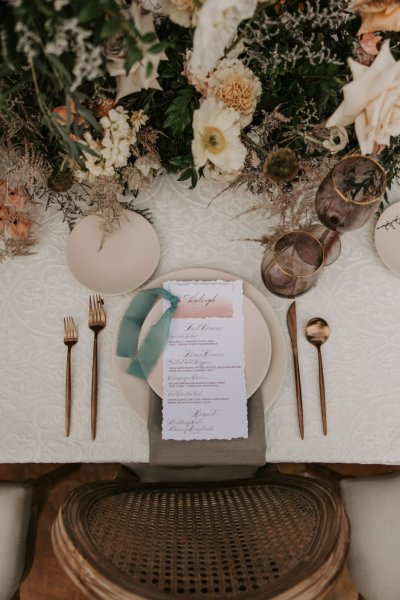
[
  {"x1": 63, "y1": 317, "x2": 78, "y2": 437},
  {"x1": 88, "y1": 295, "x2": 106, "y2": 440}
]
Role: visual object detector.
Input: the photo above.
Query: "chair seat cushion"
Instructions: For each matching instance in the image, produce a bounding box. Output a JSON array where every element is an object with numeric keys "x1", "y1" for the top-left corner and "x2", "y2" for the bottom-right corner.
[
  {"x1": 341, "y1": 473, "x2": 400, "y2": 600},
  {"x1": 0, "y1": 483, "x2": 32, "y2": 600}
]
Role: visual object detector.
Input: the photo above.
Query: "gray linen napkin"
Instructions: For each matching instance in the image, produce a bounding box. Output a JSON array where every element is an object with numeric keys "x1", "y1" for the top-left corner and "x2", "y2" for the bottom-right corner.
[{"x1": 148, "y1": 388, "x2": 266, "y2": 467}]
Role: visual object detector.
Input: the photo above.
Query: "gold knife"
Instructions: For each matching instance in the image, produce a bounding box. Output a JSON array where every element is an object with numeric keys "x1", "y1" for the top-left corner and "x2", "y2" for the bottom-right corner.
[{"x1": 286, "y1": 301, "x2": 304, "y2": 440}]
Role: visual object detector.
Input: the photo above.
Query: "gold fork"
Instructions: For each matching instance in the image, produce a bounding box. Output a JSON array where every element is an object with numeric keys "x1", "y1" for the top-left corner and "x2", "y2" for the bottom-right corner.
[
  {"x1": 63, "y1": 317, "x2": 78, "y2": 437},
  {"x1": 88, "y1": 295, "x2": 106, "y2": 440}
]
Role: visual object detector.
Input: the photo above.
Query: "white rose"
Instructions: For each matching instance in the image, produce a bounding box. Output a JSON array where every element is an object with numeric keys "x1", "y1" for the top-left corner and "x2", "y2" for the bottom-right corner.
[{"x1": 191, "y1": 0, "x2": 258, "y2": 78}]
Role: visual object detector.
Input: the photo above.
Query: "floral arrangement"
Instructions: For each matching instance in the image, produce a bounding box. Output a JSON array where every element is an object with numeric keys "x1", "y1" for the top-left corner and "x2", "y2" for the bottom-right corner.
[{"x1": 2, "y1": 0, "x2": 400, "y2": 259}]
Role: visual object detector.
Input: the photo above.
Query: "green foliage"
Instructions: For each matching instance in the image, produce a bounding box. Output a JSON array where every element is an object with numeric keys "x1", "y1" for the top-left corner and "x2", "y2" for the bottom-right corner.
[
  {"x1": 163, "y1": 88, "x2": 199, "y2": 135},
  {"x1": 246, "y1": 0, "x2": 359, "y2": 126}
]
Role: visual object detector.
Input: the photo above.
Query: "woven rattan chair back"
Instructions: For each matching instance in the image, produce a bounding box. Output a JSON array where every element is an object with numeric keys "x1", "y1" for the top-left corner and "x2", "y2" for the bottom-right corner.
[{"x1": 52, "y1": 475, "x2": 349, "y2": 600}]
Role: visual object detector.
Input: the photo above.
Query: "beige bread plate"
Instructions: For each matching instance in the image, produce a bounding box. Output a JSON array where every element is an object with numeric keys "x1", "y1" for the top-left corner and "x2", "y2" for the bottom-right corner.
[
  {"x1": 374, "y1": 201, "x2": 400, "y2": 276},
  {"x1": 112, "y1": 268, "x2": 287, "y2": 422},
  {"x1": 66, "y1": 211, "x2": 160, "y2": 295}
]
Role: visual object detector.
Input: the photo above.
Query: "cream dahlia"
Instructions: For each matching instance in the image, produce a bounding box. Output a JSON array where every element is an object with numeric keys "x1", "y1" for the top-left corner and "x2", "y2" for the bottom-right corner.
[
  {"x1": 191, "y1": 98, "x2": 247, "y2": 171},
  {"x1": 208, "y1": 59, "x2": 261, "y2": 127}
]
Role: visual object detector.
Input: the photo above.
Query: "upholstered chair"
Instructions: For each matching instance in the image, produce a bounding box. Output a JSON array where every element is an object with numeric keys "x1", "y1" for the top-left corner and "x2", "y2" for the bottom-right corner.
[{"x1": 0, "y1": 464, "x2": 78, "y2": 600}]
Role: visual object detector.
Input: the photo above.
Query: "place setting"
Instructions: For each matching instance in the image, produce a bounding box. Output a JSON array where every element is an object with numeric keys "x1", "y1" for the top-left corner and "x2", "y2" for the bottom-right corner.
[{"x1": 111, "y1": 268, "x2": 288, "y2": 468}]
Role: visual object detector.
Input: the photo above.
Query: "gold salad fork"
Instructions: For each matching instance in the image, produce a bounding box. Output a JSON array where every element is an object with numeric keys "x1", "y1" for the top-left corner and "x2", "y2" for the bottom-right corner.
[
  {"x1": 88, "y1": 295, "x2": 106, "y2": 440},
  {"x1": 63, "y1": 317, "x2": 78, "y2": 437}
]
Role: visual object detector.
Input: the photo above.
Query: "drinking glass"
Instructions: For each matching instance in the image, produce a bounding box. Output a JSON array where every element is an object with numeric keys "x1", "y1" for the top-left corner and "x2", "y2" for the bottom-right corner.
[
  {"x1": 304, "y1": 224, "x2": 341, "y2": 266},
  {"x1": 261, "y1": 230, "x2": 324, "y2": 298},
  {"x1": 315, "y1": 155, "x2": 386, "y2": 232}
]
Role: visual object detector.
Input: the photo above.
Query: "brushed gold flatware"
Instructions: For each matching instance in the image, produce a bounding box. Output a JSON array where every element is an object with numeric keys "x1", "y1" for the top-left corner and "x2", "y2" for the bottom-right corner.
[
  {"x1": 305, "y1": 317, "x2": 330, "y2": 436},
  {"x1": 286, "y1": 301, "x2": 304, "y2": 440},
  {"x1": 63, "y1": 317, "x2": 78, "y2": 437},
  {"x1": 88, "y1": 295, "x2": 106, "y2": 440}
]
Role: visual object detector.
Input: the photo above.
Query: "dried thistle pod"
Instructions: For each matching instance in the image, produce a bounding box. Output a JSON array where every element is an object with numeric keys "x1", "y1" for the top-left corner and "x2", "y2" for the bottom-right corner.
[
  {"x1": 263, "y1": 148, "x2": 300, "y2": 184},
  {"x1": 48, "y1": 171, "x2": 74, "y2": 193}
]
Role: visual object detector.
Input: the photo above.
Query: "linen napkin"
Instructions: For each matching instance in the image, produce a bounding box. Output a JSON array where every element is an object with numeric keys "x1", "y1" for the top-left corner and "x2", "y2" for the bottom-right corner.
[{"x1": 148, "y1": 387, "x2": 266, "y2": 467}]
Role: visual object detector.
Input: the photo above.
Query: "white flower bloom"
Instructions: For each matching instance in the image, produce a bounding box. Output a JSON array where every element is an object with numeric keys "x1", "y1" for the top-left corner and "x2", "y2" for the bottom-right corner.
[
  {"x1": 75, "y1": 106, "x2": 146, "y2": 182},
  {"x1": 15, "y1": 21, "x2": 39, "y2": 62},
  {"x1": 192, "y1": 97, "x2": 247, "y2": 171},
  {"x1": 327, "y1": 40, "x2": 400, "y2": 154},
  {"x1": 208, "y1": 59, "x2": 261, "y2": 127},
  {"x1": 190, "y1": 0, "x2": 258, "y2": 78},
  {"x1": 44, "y1": 18, "x2": 103, "y2": 90},
  {"x1": 322, "y1": 126, "x2": 349, "y2": 154},
  {"x1": 130, "y1": 110, "x2": 148, "y2": 131}
]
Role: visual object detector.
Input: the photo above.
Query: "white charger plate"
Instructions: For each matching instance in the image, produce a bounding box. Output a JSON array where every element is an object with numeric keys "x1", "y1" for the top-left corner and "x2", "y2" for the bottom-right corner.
[
  {"x1": 138, "y1": 294, "x2": 271, "y2": 400},
  {"x1": 375, "y1": 202, "x2": 400, "y2": 276},
  {"x1": 66, "y1": 210, "x2": 160, "y2": 295},
  {"x1": 112, "y1": 268, "x2": 288, "y2": 422}
]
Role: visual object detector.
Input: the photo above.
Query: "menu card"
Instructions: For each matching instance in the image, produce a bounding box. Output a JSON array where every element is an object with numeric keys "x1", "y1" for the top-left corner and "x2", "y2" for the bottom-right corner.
[{"x1": 162, "y1": 280, "x2": 248, "y2": 441}]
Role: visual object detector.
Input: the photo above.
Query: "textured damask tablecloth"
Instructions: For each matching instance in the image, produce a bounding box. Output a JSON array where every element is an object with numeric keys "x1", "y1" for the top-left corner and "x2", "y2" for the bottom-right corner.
[{"x1": 1, "y1": 174, "x2": 400, "y2": 463}]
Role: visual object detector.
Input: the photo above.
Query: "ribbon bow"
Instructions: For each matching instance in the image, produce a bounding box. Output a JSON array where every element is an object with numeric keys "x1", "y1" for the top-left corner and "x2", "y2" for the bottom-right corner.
[{"x1": 116, "y1": 287, "x2": 180, "y2": 379}]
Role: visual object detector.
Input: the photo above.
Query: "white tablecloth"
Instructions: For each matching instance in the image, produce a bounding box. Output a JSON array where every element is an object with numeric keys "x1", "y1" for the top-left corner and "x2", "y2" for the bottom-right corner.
[{"x1": 1, "y1": 174, "x2": 400, "y2": 463}]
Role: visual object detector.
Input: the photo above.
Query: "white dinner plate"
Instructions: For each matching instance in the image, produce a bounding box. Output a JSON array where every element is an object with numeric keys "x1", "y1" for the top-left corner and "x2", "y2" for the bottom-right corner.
[
  {"x1": 375, "y1": 202, "x2": 400, "y2": 276},
  {"x1": 112, "y1": 268, "x2": 288, "y2": 422},
  {"x1": 66, "y1": 210, "x2": 160, "y2": 295},
  {"x1": 138, "y1": 294, "x2": 271, "y2": 400}
]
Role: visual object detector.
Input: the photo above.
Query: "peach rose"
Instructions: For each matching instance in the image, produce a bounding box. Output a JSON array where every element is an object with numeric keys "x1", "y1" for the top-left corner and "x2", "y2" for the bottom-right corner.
[
  {"x1": 351, "y1": 0, "x2": 400, "y2": 34},
  {"x1": 360, "y1": 32, "x2": 383, "y2": 55},
  {"x1": 0, "y1": 180, "x2": 27, "y2": 209},
  {"x1": 6, "y1": 213, "x2": 33, "y2": 240}
]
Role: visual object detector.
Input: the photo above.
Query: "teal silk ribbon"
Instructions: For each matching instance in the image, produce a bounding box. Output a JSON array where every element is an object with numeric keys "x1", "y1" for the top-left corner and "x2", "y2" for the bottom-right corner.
[{"x1": 116, "y1": 287, "x2": 180, "y2": 379}]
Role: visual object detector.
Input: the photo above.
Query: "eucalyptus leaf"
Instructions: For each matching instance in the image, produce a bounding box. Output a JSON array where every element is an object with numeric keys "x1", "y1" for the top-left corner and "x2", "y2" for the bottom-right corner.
[
  {"x1": 78, "y1": 2, "x2": 103, "y2": 23},
  {"x1": 125, "y1": 47, "x2": 143, "y2": 72},
  {"x1": 100, "y1": 17, "x2": 122, "y2": 39},
  {"x1": 149, "y1": 42, "x2": 168, "y2": 55}
]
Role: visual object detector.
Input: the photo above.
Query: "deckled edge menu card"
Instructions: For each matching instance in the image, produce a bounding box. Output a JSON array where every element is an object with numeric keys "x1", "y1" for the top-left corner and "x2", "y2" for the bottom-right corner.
[{"x1": 162, "y1": 280, "x2": 248, "y2": 441}]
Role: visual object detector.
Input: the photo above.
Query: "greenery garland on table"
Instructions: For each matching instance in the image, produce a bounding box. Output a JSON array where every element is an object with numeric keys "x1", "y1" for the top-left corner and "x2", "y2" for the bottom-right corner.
[{"x1": 1, "y1": 0, "x2": 400, "y2": 259}]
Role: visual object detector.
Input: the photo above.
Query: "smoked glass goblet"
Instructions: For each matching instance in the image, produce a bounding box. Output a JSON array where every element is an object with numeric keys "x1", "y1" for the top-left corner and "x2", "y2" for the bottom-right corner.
[
  {"x1": 261, "y1": 230, "x2": 324, "y2": 298},
  {"x1": 315, "y1": 155, "x2": 386, "y2": 233}
]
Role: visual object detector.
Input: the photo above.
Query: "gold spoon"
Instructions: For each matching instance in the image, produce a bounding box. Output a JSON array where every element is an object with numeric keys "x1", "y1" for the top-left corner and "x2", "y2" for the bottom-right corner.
[{"x1": 305, "y1": 317, "x2": 330, "y2": 436}]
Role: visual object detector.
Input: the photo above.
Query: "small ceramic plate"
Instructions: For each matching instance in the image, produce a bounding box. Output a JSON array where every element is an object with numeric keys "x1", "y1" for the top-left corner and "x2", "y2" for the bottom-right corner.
[
  {"x1": 66, "y1": 210, "x2": 160, "y2": 295},
  {"x1": 138, "y1": 294, "x2": 272, "y2": 400},
  {"x1": 375, "y1": 202, "x2": 400, "y2": 276}
]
